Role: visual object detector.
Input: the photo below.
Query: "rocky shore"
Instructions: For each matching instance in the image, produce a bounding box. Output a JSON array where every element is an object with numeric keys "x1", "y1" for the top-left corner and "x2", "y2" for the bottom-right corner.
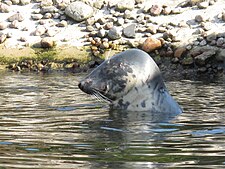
[{"x1": 0, "y1": 0, "x2": 224, "y2": 78}]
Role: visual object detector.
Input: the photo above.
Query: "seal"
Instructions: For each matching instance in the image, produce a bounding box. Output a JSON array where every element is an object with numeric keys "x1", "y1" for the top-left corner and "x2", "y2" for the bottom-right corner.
[{"x1": 78, "y1": 49, "x2": 182, "y2": 114}]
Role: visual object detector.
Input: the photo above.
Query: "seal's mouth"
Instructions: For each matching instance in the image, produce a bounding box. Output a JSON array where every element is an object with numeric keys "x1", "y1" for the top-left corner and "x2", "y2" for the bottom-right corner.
[{"x1": 78, "y1": 80, "x2": 113, "y2": 103}]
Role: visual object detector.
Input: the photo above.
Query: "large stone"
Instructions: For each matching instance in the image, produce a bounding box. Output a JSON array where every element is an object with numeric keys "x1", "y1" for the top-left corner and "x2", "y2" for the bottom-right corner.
[
  {"x1": 123, "y1": 24, "x2": 136, "y2": 38},
  {"x1": 108, "y1": 27, "x2": 121, "y2": 40},
  {"x1": 190, "y1": 46, "x2": 217, "y2": 65},
  {"x1": 142, "y1": 37, "x2": 162, "y2": 52},
  {"x1": 65, "y1": 1, "x2": 94, "y2": 22},
  {"x1": 116, "y1": 0, "x2": 135, "y2": 11},
  {"x1": 194, "y1": 50, "x2": 216, "y2": 65}
]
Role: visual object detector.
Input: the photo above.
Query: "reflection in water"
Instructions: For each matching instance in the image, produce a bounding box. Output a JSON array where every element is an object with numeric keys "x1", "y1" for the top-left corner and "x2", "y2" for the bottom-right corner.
[{"x1": 0, "y1": 72, "x2": 224, "y2": 168}]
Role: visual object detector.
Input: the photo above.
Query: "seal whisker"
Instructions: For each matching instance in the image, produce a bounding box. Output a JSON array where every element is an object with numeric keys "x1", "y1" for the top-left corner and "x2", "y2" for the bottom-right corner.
[{"x1": 92, "y1": 89, "x2": 112, "y2": 103}]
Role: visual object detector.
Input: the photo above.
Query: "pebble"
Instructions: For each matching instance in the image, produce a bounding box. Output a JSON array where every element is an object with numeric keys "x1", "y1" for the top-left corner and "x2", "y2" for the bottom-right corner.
[
  {"x1": 116, "y1": 0, "x2": 135, "y2": 11},
  {"x1": 123, "y1": 24, "x2": 136, "y2": 38},
  {"x1": 97, "y1": 29, "x2": 107, "y2": 38},
  {"x1": 56, "y1": 20, "x2": 68, "y2": 27},
  {"x1": 11, "y1": 0, "x2": 20, "y2": 5},
  {"x1": 174, "y1": 47, "x2": 186, "y2": 58},
  {"x1": 33, "y1": 25, "x2": 46, "y2": 36},
  {"x1": 31, "y1": 14, "x2": 43, "y2": 20},
  {"x1": 0, "y1": 22, "x2": 8, "y2": 30},
  {"x1": 142, "y1": 37, "x2": 162, "y2": 52},
  {"x1": 8, "y1": 13, "x2": 24, "y2": 22},
  {"x1": 197, "y1": 1, "x2": 209, "y2": 9},
  {"x1": 150, "y1": 5, "x2": 162, "y2": 16},
  {"x1": 0, "y1": 3, "x2": 11, "y2": 13},
  {"x1": 108, "y1": 27, "x2": 121, "y2": 40},
  {"x1": 0, "y1": 33, "x2": 7, "y2": 44},
  {"x1": 9, "y1": 20, "x2": 19, "y2": 29},
  {"x1": 216, "y1": 37, "x2": 224, "y2": 47},
  {"x1": 41, "y1": 37, "x2": 55, "y2": 48},
  {"x1": 20, "y1": 0, "x2": 31, "y2": 5}
]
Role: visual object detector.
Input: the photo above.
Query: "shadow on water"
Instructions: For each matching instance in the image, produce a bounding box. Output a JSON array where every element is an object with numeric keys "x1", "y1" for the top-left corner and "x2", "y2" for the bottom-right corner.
[{"x1": 0, "y1": 71, "x2": 224, "y2": 168}]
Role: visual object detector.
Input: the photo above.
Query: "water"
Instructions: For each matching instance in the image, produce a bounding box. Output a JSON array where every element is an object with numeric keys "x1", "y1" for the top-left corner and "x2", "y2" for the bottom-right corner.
[{"x1": 0, "y1": 71, "x2": 224, "y2": 169}]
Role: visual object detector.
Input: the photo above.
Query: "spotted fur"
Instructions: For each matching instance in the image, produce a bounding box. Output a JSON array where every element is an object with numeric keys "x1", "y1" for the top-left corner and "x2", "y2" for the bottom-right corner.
[{"x1": 78, "y1": 49, "x2": 182, "y2": 114}]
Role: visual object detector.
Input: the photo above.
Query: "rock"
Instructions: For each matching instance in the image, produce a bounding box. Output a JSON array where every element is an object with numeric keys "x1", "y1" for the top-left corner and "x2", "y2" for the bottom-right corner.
[
  {"x1": 41, "y1": 6, "x2": 58, "y2": 14},
  {"x1": 99, "y1": 41, "x2": 110, "y2": 49},
  {"x1": 221, "y1": 12, "x2": 225, "y2": 22},
  {"x1": 174, "y1": 47, "x2": 187, "y2": 58},
  {"x1": 0, "y1": 33, "x2": 7, "y2": 44},
  {"x1": 19, "y1": 37, "x2": 27, "y2": 42},
  {"x1": 162, "y1": 6, "x2": 172, "y2": 15},
  {"x1": 9, "y1": 20, "x2": 19, "y2": 29},
  {"x1": 216, "y1": 37, "x2": 224, "y2": 47},
  {"x1": 117, "y1": 18, "x2": 124, "y2": 26},
  {"x1": 171, "y1": 7, "x2": 184, "y2": 14},
  {"x1": 8, "y1": 13, "x2": 24, "y2": 22},
  {"x1": 195, "y1": 50, "x2": 216, "y2": 65},
  {"x1": 116, "y1": 0, "x2": 135, "y2": 11},
  {"x1": 93, "y1": 0, "x2": 104, "y2": 9},
  {"x1": 65, "y1": 1, "x2": 94, "y2": 22},
  {"x1": 0, "y1": 22, "x2": 8, "y2": 30},
  {"x1": 40, "y1": 0, "x2": 53, "y2": 7},
  {"x1": 31, "y1": 14, "x2": 43, "y2": 20},
  {"x1": 56, "y1": 20, "x2": 67, "y2": 27},
  {"x1": 41, "y1": 37, "x2": 55, "y2": 48},
  {"x1": 123, "y1": 24, "x2": 136, "y2": 38},
  {"x1": 108, "y1": 27, "x2": 121, "y2": 40},
  {"x1": 216, "y1": 49, "x2": 225, "y2": 61},
  {"x1": 150, "y1": 5, "x2": 162, "y2": 16},
  {"x1": 189, "y1": 46, "x2": 217, "y2": 65},
  {"x1": 181, "y1": 56, "x2": 194, "y2": 65},
  {"x1": 0, "y1": 3, "x2": 11, "y2": 13},
  {"x1": 104, "y1": 22, "x2": 114, "y2": 30},
  {"x1": 142, "y1": 37, "x2": 162, "y2": 52},
  {"x1": 199, "y1": 39, "x2": 207, "y2": 46},
  {"x1": 46, "y1": 28, "x2": 58, "y2": 37},
  {"x1": 195, "y1": 14, "x2": 207, "y2": 22},
  {"x1": 97, "y1": 29, "x2": 107, "y2": 38},
  {"x1": 33, "y1": 25, "x2": 46, "y2": 36},
  {"x1": 11, "y1": 0, "x2": 20, "y2": 5},
  {"x1": 53, "y1": 0, "x2": 70, "y2": 6},
  {"x1": 97, "y1": 17, "x2": 106, "y2": 25},
  {"x1": 43, "y1": 13, "x2": 52, "y2": 19},
  {"x1": 20, "y1": 0, "x2": 31, "y2": 5},
  {"x1": 86, "y1": 17, "x2": 95, "y2": 26},
  {"x1": 206, "y1": 32, "x2": 217, "y2": 42},
  {"x1": 135, "y1": 0, "x2": 145, "y2": 3},
  {"x1": 197, "y1": 1, "x2": 209, "y2": 9},
  {"x1": 146, "y1": 24, "x2": 158, "y2": 34},
  {"x1": 4, "y1": 1, "x2": 12, "y2": 6}
]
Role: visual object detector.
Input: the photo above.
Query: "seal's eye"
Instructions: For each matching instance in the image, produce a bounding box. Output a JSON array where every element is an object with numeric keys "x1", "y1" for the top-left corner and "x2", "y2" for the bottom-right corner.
[{"x1": 99, "y1": 83, "x2": 108, "y2": 93}]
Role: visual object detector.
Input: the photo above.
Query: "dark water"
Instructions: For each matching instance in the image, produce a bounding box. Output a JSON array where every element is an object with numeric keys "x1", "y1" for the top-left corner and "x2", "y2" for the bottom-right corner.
[{"x1": 0, "y1": 71, "x2": 224, "y2": 169}]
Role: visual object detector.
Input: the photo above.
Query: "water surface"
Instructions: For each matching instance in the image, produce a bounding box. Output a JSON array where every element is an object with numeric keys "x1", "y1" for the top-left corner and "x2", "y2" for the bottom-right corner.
[{"x1": 0, "y1": 71, "x2": 224, "y2": 168}]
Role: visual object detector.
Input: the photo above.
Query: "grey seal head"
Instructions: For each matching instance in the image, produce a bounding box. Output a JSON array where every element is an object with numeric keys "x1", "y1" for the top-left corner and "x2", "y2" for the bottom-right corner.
[{"x1": 78, "y1": 49, "x2": 182, "y2": 114}]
